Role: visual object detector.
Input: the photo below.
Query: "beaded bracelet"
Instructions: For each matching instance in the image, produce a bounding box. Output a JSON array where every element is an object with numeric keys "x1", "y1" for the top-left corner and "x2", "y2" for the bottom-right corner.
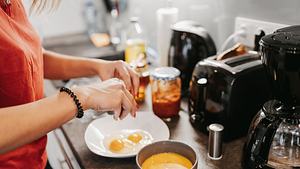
[{"x1": 60, "y1": 87, "x2": 84, "y2": 118}]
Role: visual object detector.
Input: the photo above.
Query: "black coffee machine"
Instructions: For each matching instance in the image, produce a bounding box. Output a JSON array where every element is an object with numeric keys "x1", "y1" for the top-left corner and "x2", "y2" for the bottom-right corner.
[
  {"x1": 243, "y1": 26, "x2": 300, "y2": 168},
  {"x1": 168, "y1": 20, "x2": 216, "y2": 96}
]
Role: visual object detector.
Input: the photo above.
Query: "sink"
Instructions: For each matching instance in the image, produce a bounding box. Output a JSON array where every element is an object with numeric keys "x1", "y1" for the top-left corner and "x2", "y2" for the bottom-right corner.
[
  {"x1": 43, "y1": 33, "x2": 124, "y2": 60},
  {"x1": 43, "y1": 33, "x2": 124, "y2": 88}
]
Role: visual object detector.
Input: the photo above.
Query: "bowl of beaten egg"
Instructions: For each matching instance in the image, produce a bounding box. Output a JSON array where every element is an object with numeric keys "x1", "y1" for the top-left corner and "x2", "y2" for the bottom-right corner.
[
  {"x1": 136, "y1": 140, "x2": 198, "y2": 169},
  {"x1": 84, "y1": 111, "x2": 170, "y2": 158}
]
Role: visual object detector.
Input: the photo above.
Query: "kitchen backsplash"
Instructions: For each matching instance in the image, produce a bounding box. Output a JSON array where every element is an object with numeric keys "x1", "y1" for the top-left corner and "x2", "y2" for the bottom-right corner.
[
  {"x1": 24, "y1": 0, "x2": 300, "y2": 49},
  {"x1": 24, "y1": 0, "x2": 86, "y2": 38}
]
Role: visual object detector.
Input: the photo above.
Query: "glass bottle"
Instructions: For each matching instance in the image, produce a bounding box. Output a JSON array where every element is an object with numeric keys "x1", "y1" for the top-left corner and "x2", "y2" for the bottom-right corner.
[
  {"x1": 83, "y1": 0, "x2": 98, "y2": 35},
  {"x1": 109, "y1": 8, "x2": 121, "y2": 45},
  {"x1": 150, "y1": 67, "x2": 181, "y2": 118},
  {"x1": 134, "y1": 62, "x2": 150, "y2": 103},
  {"x1": 125, "y1": 17, "x2": 147, "y2": 66}
]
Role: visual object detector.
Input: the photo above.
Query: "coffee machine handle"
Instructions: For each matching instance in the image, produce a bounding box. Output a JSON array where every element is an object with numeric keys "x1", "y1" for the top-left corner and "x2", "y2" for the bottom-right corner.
[{"x1": 243, "y1": 117, "x2": 281, "y2": 168}]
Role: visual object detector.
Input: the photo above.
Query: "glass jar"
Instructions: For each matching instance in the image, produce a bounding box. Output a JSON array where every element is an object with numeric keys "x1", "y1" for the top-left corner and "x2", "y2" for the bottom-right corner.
[
  {"x1": 150, "y1": 67, "x2": 181, "y2": 118},
  {"x1": 135, "y1": 62, "x2": 150, "y2": 103}
]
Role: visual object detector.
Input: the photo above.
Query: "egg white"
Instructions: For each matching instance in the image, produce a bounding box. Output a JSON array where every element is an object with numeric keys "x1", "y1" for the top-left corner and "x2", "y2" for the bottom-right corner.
[{"x1": 103, "y1": 129, "x2": 153, "y2": 154}]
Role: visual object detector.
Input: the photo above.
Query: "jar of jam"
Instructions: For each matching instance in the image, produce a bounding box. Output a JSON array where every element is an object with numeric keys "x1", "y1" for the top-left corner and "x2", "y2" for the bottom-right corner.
[
  {"x1": 135, "y1": 62, "x2": 149, "y2": 103},
  {"x1": 150, "y1": 67, "x2": 181, "y2": 118}
]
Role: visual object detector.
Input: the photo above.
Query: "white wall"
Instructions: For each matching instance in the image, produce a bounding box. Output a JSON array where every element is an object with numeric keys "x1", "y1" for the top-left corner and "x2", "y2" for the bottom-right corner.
[
  {"x1": 25, "y1": 0, "x2": 300, "y2": 49},
  {"x1": 215, "y1": 0, "x2": 300, "y2": 47},
  {"x1": 127, "y1": 0, "x2": 222, "y2": 48},
  {"x1": 127, "y1": 0, "x2": 300, "y2": 49},
  {"x1": 24, "y1": 0, "x2": 86, "y2": 38}
]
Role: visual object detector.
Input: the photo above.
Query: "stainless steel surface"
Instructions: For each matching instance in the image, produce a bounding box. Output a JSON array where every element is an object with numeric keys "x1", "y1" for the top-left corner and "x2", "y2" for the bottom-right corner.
[
  {"x1": 136, "y1": 140, "x2": 198, "y2": 169},
  {"x1": 47, "y1": 129, "x2": 81, "y2": 169},
  {"x1": 208, "y1": 124, "x2": 224, "y2": 160},
  {"x1": 53, "y1": 131, "x2": 74, "y2": 169},
  {"x1": 43, "y1": 33, "x2": 124, "y2": 60}
]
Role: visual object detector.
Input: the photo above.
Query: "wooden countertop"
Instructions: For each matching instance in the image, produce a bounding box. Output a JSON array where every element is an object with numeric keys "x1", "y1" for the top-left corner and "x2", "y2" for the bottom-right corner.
[{"x1": 60, "y1": 87, "x2": 245, "y2": 169}]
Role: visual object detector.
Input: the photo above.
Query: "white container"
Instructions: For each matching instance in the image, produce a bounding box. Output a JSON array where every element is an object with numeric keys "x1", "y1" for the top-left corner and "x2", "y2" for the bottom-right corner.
[{"x1": 156, "y1": 0, "x2": 178, "y2": 67}]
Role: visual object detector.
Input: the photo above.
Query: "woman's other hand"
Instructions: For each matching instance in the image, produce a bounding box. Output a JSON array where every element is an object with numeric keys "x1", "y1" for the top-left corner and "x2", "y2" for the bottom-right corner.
[
  {"x1": 92, "y1": 60, "x2": 139, "y2": 96},
  {"x1": 74, "y1": 78, "x2": 138, "y2": 120}
]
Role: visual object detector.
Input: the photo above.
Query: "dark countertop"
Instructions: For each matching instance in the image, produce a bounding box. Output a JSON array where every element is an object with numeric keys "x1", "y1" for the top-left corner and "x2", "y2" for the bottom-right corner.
[
  {"x1": 43, "y1": 33, "x2": 245, "y2": 168},
  {"x1": 60, "y1": 87, "x2": 246, "y2": 169}
]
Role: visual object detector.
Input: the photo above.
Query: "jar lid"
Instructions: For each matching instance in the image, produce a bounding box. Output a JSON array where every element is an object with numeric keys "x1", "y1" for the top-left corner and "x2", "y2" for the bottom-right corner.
[
  {"x1": 260, "y1": 25, "x2": 300, "y2": 54},
  {"x1": 151, "y1": 67, "x2": 180, "y2": 80}
]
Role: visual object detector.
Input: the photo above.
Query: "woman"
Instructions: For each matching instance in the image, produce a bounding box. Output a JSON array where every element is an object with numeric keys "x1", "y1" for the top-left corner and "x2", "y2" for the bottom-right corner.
[{"x1": 0, "y1": 0, "x2": 139, "y2": 168}]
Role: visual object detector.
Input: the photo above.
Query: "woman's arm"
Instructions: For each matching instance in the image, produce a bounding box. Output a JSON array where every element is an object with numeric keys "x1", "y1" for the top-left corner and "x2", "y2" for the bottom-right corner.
[
  {"x1": 43, "y1": 49, "x2": 97, "y2": 79},
  {"x1": 0, "y1": 91, "x2": 76, "y2": 154},
  {"x1": 43, "y1": 50, "x2": 139, "y2": 95},
  {"x1": 0, "y1": 79, "x2": 137, "y2": 154}
]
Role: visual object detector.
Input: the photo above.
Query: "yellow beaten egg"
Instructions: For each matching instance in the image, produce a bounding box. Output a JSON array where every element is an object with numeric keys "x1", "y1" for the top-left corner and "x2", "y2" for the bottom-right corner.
[{"x1": 141, "y1": 152, "x2": 193, "y2": 169}]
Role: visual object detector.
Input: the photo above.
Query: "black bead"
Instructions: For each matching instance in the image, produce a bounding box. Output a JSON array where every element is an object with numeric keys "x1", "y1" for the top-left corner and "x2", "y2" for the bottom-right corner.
[
  {"x1": 77, "y1": 112, "x2": 84, "y2": 118},
  {"x1": 60, "y1": 87, "x2": 84, "y2": 118}
]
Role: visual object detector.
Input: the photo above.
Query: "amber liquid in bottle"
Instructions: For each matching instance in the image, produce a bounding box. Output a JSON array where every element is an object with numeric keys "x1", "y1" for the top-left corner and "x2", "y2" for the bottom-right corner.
[
  {"x1": 125, "y1": 39, "x2": 146, "y2": 65},
  {"x1": 135, "y1": 73, "x2": 149, "y2": 103}
]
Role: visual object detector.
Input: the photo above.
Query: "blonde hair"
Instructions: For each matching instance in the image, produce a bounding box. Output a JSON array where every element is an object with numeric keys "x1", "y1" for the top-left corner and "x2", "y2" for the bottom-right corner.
[{"x1": 30, "y1": 0, "x2": 60, "y2": 13}]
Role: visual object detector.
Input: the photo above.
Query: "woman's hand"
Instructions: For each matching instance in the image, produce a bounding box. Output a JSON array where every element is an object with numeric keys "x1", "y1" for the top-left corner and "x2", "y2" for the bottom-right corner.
[
  {"x1": 92, "y1": 60, "x2": 140, "y2": 96},
  {"x1": 74, "y1": 78, "x2": 138, "y2": 120}
]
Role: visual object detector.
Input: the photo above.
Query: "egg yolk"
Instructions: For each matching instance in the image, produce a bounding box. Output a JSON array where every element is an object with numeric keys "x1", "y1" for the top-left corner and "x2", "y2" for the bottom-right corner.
[
  {"x1": 109, "y1": 139, "x2": 124, "y2": 152},
  {"x1": 128, "y1": 133, "x2": 143, "y2": 144},
  {"x1": 141, "y1": 153, "x2": 193, "y2": 169}
]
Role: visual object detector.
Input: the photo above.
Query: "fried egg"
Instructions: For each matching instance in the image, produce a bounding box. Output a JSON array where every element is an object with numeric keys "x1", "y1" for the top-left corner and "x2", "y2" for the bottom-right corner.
[
  {"x1": 104, "y1": 129, "x2": 153, "y2": 154},
  {"x1": 128, "y1": 133, "x2": 143, "y2": 143}
]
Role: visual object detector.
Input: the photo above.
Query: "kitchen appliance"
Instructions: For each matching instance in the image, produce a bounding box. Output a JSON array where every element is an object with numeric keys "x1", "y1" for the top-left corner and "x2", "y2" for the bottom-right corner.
[
  {"x1": 243, "y1": 26, "x2": 300, "y2": 168},
  {"x1": 188, "y1": 52, "x2": 271, "y2": 141},
  {"x1": 168, "y1": 21, "x2": 216, "y2": 95}
]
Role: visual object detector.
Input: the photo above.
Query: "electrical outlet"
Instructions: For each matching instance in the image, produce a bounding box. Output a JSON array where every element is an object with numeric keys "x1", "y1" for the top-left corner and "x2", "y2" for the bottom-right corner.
[{"x1": 234, "y1": 17, "x2": 289, "y2": 48}]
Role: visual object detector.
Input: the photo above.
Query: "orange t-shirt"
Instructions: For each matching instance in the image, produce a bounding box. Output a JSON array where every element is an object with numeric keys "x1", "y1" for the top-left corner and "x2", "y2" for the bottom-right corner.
[{"x1": 0, "y1": 0, "x2": 47, "y2": 168}]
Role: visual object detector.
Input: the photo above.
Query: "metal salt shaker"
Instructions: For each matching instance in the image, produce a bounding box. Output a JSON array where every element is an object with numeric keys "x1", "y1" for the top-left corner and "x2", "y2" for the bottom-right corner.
[{"x1": 208, "y1": 123, "x2": 224, "y2": 160}]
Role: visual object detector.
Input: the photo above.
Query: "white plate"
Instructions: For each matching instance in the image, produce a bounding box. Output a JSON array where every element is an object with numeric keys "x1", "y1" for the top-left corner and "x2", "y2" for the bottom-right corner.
[{"x1": 84, "y1": 111, "x2": 170, "y2": 158}]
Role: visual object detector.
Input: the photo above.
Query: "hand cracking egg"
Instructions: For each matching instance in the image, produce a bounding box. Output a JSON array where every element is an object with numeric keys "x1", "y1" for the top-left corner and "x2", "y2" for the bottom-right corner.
[{"x1": 104, "y1": 129, "x2": 153, "y2": 154}]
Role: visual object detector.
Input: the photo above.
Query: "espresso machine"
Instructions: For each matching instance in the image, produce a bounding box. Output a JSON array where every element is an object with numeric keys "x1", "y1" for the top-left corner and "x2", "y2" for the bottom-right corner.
[{"x1": 243, "y1": 25, "x2": 300, "y2": 168}]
